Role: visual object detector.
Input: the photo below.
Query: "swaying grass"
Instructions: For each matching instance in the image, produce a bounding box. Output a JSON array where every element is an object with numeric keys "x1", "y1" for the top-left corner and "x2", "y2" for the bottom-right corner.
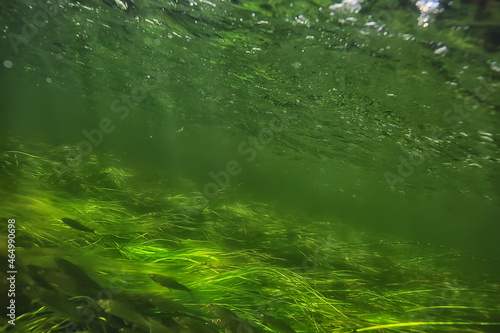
[
  {"x1": 1, "y1": 138, "x2": 499, "y2": 333},
  {"x1": 356, "y1": 321, "x2": 500, "y2": 332}
]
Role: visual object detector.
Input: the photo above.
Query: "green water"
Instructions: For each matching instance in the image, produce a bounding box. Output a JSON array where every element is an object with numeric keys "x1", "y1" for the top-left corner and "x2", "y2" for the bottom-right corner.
[{"x1": 1, "y1": 0, "x2": 500, "y2": 332}]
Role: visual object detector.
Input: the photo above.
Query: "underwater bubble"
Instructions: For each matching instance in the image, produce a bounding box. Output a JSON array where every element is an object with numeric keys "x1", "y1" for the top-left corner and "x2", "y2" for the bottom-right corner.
[
  {"x1": 491, "y1": 61, "x2": 500, "y2": 73},
  {"x1": 3, "y1": 60, "x2": 13, "y2": 68},
  {"x1": 434, "y1": 45, "x2": 448, "y2": 55}
]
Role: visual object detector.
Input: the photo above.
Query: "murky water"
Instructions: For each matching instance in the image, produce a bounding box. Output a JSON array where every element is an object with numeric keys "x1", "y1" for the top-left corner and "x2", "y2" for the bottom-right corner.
[{"x1": 1, "y1": 0, "x2": 499, "y2": 332}]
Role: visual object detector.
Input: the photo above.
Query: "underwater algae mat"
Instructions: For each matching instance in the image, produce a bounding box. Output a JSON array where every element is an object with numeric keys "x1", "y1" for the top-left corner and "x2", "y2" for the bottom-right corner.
[{"x1": 1, "y1": 138, "x2": 500, "y2": 333}]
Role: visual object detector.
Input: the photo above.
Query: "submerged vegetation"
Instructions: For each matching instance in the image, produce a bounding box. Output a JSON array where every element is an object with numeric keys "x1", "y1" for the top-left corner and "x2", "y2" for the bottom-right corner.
[
  {"x1": 1, "y1": 138, "x2": 499, "y2": 332},
  {"x1": 1, "y1": 0, "x2": 500, "y2": 331}
]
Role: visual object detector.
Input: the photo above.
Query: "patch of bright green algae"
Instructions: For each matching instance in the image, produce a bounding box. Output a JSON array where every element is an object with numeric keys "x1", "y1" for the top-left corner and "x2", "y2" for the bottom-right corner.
[{"x1": 1, "y1": 139, "x2": 499, "y2": 332}]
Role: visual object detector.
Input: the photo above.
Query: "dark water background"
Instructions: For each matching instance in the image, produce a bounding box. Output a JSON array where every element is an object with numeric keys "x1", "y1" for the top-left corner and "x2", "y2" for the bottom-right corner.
[{"x1": 1, "y1": 0, "x2": 500, "y2": 264}]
